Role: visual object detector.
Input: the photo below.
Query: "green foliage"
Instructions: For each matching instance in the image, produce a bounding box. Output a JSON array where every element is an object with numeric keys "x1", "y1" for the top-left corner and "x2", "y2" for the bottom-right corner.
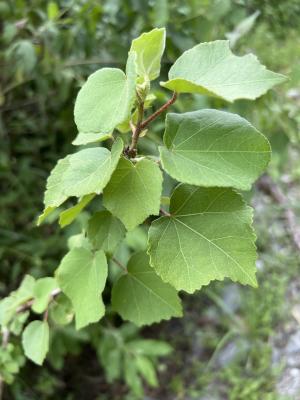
[
  {"x1": 56, "y1": 248, "x2": 107, "y2": 329},
  {"x1": 161, "y1": 40, "x2": 286, "y2": 101},
  {"x1": 112, "y1": 252, "x2": 182, "y2": 325},
  {"x1": 160, "y1": 109, "x2": 271, "y2": 190},
  {"x1": 96, "y1": 324, "x2": 172, "y2": 396},
  {"x1": 32, "y1": 278, "x2": 57, "y2": 314},
  {"x1": 87, "y1": 210, "x2": 126, "y2": 254},
  {"x1": 148, "y1": 185, "x2": 257, "y2": 292},
  {"x1": 0, "y1": 4, "x2": 293, "y2": 397},
  {"x1": 74, "y1": 52, "x2": 137, "y2": 134},
  {"x1": 22, "y1": 320, "x2": 49, "y2": 366},
  {"x1": 130, "y1": 27, "x2": 166, "y2": 82},
  {"x1": 103, "y1": 157, "x2": 163, "y2": 230}
]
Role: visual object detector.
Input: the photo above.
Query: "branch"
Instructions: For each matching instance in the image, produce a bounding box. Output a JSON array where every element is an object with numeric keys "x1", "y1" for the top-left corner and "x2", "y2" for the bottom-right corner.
[
  {"x1": 125, "y1": 92, "x2": 178, "y2": 158},
  {"x1": 257, "y1": 175, "x2": 300, "y2": 251},
  {"x1": 126, "y1": 91, "x2": 145, "y2": 158},
  {"x1": 140, "y1": 92, "x2": 177, "y2": 129},
  {"x1": 16, "y1": 287, "x2": 61, "y2": 314}
]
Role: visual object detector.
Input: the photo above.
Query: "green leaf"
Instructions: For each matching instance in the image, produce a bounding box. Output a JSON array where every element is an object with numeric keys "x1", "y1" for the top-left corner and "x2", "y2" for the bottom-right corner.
[
  {"x1": 135, "y1": 355, "x2": 158, "y2": 386},
  {"x1": 47, "y1": 1, "x2": 59, "y2": 20},
  {"x1": 0, "y1": 275, "x2": 35, "y2": 327},
  {"x1": 103, "y1": 157, "x2": 163, "y2": 231},
  {"x1": 72, "y1": 132, "x2": 112, "y2": 146},
  {"x1": 56, "y1": 247, "x2": 107, "y2": 329},
  {"x1": 74, "y1": 52, "x2": 137, "y2": 134},
  {"x1": 127, "y1": 339, "x2": 172, "y2": 356},
  {"x1": 161, "y1": 40, "x2": 287, "y2": 102},
  {"x1": 148, "y1": 184, "x2": 257, "y2": 293},
  {"x1": 59, "y1": 138, "x2": 123, "y2": 198},
  {"x1": 50, "y1": 294, "x2": 74, "y2": 326},
  {"x1": 111, "y1": 252, "x2": 182, "y2": 326},
  {"x1": 159, "y1": 110, "x2": 271, "y2": 190},
  {"x1": 22, "y1": 321, "x2": 49, "y2": 365},
  {"x1": 130, "y1": 28, "x2": 166, "y2": 81},
  {"x1": 59, "y1": 194, "x2": 95, "y2": 228},
  {"x1": 124, "y1": 354, "x2": 143, "y2": 396},
  {"x1": 32, "y1": 278, "x2": 58, "y2": 314},
  {"x1": 39, "y1": 137, "x2": 123, "y2": 219},
  {"x1": 87, "y1": 210, "x2": 126, "y2": 254}
]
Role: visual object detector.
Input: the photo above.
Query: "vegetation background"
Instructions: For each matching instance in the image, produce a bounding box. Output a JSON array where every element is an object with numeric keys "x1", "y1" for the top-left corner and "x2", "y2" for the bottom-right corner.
[{"x1": 0, "y1": 0, "x2": 300, "y2": 399}]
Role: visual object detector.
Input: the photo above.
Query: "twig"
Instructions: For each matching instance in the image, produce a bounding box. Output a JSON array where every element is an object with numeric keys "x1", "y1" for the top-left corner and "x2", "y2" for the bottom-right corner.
[
  {"x1": 112, "y1": 257, "x2": 127, "y2": 273},
  {"x1": 257, "y1": 175, "x2": 300, "y2": 251},
  {"x1": 127, "y1": 91, "x2": 145, "y2": 158},
  {"x1": 16, "y1": 287, "x2": 61, "y2": 314},
  {"x1": 160, "y1": 208, "x2": 171, "y2": 217},
  {"x1": 125, "y1": 92, "x2": 178, "y2": 158},
  {"x1": 140, "y1": 92, "x2": 177, "y2": 129}
]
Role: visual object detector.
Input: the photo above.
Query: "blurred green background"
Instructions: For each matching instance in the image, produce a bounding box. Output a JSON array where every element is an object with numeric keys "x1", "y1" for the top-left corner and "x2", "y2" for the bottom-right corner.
[{"x1": 0, "y1": 0, "x2": 300, "y2": 399}]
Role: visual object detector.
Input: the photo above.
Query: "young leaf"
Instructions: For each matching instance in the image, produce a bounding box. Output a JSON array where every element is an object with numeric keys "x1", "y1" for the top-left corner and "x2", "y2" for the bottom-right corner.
[
  {"x1": 87, "y1": 210, "x2": 126, "y2": 254},
  {"x1": 74, "y1": 52, "x2": 137, "y2": 134},
  {"x1": 159, "y1": 110, "x2": 271, "y2": 190},
  {"x1": 103, "y1": 158, "x2": 163, "y2": 231},
  {"x1": 161, "y1": 40, "x2": 287, "y2": 101},
  {"x1": 56, "y1": 247, "x2": 107, "y2": 329},
  {"x1": 39, "y1": 137, "x2": 123, "y2": 221},
  {"x1": 148, "y1": 184, "x2": 257, "y2": 293},
  {"x1": 22, "y1": 321, "x2": 49, "y2": 365},
  {"x1": 130, "y1": 28, "x2": 166, "y2": 81},
  {"x1": 32, "y1": 277, "x2": 58, "y2": 314},
  {"x1": 59, "y1": 194, "x2": 95, "y2": 228},
  {"x1": 111, "y1": 252, "x2": 182, "y2": 326},
  {"x1": 72, "y1": 132, "x2": 112, "y2": 146}
]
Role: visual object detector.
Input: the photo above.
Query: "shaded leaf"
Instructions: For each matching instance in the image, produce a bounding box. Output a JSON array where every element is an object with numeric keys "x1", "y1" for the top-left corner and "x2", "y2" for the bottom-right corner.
[
  {"x1": 103, "y1": 157, "x2": 162, "y2": 230},
  {"x1": 87, "y1": 210, "x2": 126, "y2": 254},
  {"x1": 112, "y1": 252, "x2": 182, "y2": 326},
  {"x1": 59, "y1": 194, "x2": 95, "y2": 228}
]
